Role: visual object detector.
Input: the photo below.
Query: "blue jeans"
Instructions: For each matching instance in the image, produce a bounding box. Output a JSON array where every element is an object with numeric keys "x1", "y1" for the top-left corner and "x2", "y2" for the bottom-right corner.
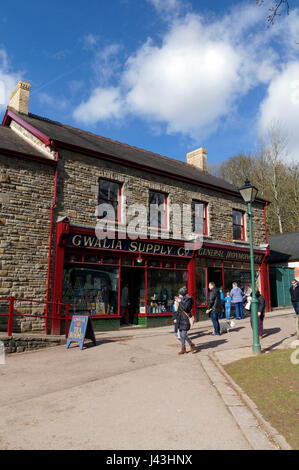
[
  {"x1": 234, "y1": 302, "x2": 244, "y2": 319},
  {"x1": 225, "y1": 306, "x2": 231, "y2": 319},
  {"x1": 211, "y1": 312, "x2": 220, "y2": 335},
  {"x1": 292, "y1": 301, "x2": 299, "y2": 315},
  {"x1": 179, "y1": 329, "x2": 192, "y2": 348}
]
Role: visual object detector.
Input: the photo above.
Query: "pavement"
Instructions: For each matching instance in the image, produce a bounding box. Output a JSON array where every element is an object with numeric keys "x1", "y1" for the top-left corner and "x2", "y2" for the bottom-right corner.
[{"x1": 0, "y1": 307, "x2": 297, "y2": 451}]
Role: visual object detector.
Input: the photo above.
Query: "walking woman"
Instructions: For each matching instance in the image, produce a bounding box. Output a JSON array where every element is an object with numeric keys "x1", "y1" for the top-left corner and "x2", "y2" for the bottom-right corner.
[{"x1": 174, "y1": 287, "x2": 195, "y2": 355}]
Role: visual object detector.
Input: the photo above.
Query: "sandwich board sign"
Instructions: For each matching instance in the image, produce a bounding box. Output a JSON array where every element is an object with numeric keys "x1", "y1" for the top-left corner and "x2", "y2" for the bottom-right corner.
[{"x1": 66, "y1": 316, "x2": 96, "y2": 350}]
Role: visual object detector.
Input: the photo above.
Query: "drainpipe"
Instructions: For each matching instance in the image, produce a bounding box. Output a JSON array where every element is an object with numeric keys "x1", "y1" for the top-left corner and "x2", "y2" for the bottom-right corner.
[
  {"x1": 44, "y1": 143, "x2": 59, "y2": 333},
  {"x1": 263, "y1": 202, "x2": 271, "y2": 311},
  {"x1": 264, "y1": 202, "x2": 269, "y2": 244}
]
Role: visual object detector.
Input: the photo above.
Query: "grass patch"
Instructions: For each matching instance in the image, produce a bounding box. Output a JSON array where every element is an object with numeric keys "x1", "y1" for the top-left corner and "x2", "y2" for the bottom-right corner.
[{"x1": 224, "y1": 348, "x2": 299, "y2": 450}]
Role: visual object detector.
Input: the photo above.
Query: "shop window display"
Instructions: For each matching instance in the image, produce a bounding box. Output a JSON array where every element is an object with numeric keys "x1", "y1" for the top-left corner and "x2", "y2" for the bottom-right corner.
[
  {"x1": 224, "y1": 268, "x2": 252, "y2": 294},
  {"x1": 195, "y1": 263, "x2": 207, "y2": 305},
  {"x1": 62, "y1": 265, "x2": 119, "y2": 316},
  {"x1": 147, "y1": 269, "x2": 187, "y2": 313}
]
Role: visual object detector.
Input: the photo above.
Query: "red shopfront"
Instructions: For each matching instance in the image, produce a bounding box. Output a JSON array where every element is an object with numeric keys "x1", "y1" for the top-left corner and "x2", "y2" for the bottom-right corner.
[
  {"x1": 51, "y1": 219, "x2": 269, "y2": 334},
  {"x1": 51, "y1": 219, "x2": 195, "y2": 334}
]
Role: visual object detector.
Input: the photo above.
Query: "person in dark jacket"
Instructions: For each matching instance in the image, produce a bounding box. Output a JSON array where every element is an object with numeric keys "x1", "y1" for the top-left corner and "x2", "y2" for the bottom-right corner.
[
  {"x1": 174, "y1": 287, "x2": 195, "y2": 355},
  {"x1": 206, "y1": 282, "x2": 221, "y2": 336},
  {"x1": 250, "y1": 290, "x2": 266, "y2": 339},
  {"x1": 290, "y1": 279, "x2": 299, "y2": 315}
]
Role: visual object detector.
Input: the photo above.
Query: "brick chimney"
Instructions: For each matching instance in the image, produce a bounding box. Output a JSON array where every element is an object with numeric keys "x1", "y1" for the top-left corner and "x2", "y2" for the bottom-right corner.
[
  {"x1": 9, "y1": 80, "x2": 31, "y2": 115},
  {"x1": 186, "y1": 147, "x2": 208, "y2": 171}
]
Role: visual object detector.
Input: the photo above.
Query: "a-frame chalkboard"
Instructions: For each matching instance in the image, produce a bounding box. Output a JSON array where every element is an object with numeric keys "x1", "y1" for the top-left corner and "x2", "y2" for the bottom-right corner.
[{"x1": 66, "y1": 316, "x2": 96, "y2": 350}]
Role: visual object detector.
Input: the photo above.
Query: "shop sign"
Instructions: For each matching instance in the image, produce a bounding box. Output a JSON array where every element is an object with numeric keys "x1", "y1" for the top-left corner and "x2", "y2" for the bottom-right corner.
[
  {"x1": 198, "y1": 247, "x2": 264, "y2": 264},
  {"x1": 66, "y1": 315, "x2": 96, "y2": 350},
  {"x1": 66, "y1": 234, "x2": 192, "y2": 257}
]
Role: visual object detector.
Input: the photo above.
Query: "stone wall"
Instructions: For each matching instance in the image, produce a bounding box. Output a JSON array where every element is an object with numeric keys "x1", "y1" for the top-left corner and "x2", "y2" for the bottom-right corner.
[
  {"x1": 58, "y1": 149, "x2": 266, "y2": 246},
  {"x1": 0, "y1": 153, "x2": 55, "y2": 332},
  {"x1": 0, "y1": 139, "x2": 266, "y2": 334}
]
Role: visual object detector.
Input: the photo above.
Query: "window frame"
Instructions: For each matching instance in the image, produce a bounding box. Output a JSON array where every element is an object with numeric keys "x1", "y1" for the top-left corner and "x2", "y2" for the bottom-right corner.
[
  {"x1": 98, "y1": 178, "x2": 122, "y2": 222},
  {"x1": 232, "y1": 209, "x2": 245, "y2": 241},
  {"x1": 191, "y1": 200, "x2": 208, "y2": 235},
  {"x1": 148, "y1": 190, "x2": 168, "y2": 230}
]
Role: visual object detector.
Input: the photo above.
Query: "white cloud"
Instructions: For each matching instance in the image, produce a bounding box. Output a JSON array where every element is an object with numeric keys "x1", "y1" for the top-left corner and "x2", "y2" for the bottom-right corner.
[
  {"x1": 72, "y1": 2, "x2": 299, "y2": 153},
  {"x1": 73, "y1": 86, "x2": 125, "y2": 124},
  {"x1": 258, "y1": 62, "x2": 299, "y2": 163},
  {"x1": 0, "y1": 49, "x2": 21, "y2": 109},
  {"x1": 148, "y1": 0, "x2": 189, "y2": 18}
]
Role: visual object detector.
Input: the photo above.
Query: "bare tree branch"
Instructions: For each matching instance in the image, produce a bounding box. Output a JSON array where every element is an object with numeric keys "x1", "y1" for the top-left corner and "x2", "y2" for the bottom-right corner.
[{"x1": 256, "y1": 0, "x2": 290, "y2": 24}]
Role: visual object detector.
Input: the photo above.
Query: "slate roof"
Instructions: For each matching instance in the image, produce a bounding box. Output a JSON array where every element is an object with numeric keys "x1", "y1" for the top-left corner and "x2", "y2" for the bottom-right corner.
[
  {"x1": 3, "y1": 109, "x2": 268, "y2": 203},
  {"x1": 268, "y1": 232, "x2": 299, "y2": 263},
  {"x1": 0, "y1": 125, "x2": 46, "y2": 159}
]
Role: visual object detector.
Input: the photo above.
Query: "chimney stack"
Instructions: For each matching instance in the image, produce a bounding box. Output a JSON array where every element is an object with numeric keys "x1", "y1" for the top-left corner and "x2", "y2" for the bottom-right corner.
[
  {"x1": 9, "y1": 80, "x2": 31, "y2": 115},
  {"x1": 186, "y1": 147, "x2": 208, "y2": 171}
]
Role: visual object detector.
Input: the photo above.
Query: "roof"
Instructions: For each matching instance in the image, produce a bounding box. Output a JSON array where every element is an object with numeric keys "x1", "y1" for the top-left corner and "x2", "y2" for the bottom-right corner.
[
  {"x1": 0, "y1": 125, "x2": 47, "y2": 159},
  {"x1": 3, "y1": 109, "x2": 268, "y2": 202},
  {"x1": 268, "y1": 232, "x2": 299, "y2": 263}
]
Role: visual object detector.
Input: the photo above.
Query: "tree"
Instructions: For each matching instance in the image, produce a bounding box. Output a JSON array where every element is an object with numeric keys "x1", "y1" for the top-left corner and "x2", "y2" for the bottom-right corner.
[
  {"x1": 256, "y1": 0, "x2": 290, "y2": 24},
  {"x1": 210, "y1": 124, "x2": 299, "y2": 235}
]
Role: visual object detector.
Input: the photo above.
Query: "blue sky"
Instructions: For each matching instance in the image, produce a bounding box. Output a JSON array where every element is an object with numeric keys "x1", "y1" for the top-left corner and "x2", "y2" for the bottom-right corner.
[{"x1": 1, "y1": 0, "x2": 299, "y2": 166}]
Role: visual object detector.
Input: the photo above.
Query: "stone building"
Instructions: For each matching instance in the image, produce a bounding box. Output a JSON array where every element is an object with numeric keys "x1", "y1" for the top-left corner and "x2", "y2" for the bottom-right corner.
[{"x1": 0, "y1": 81, "x2": 270, "y2": 333}]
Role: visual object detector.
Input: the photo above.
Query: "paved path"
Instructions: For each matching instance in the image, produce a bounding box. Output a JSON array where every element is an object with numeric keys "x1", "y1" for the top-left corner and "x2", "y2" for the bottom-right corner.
[{"x1": 0, "y1": 309, "x2": 296, "y2": 450}]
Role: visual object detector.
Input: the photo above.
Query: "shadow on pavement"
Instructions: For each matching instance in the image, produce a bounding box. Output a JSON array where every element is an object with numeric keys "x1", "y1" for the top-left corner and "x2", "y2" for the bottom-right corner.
[
  {"x1": 263, "y1": 332, "x2": 296, "y2": 352},
  {"x1": 193, "y1": 338, "x2": 227, "y2": 353},
  {"x1": 263, "y1": 327, "x2": 281, "y2": 337}
]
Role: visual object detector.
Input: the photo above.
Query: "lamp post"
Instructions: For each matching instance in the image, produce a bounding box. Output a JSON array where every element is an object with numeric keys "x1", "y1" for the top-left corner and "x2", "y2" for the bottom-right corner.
[{"x1": 238, "y1": 178, "x2": 261, "y2": 354}]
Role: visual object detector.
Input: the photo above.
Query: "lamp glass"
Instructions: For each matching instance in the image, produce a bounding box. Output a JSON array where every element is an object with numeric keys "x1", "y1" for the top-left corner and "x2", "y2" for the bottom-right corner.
[{"x1": 239, "y1": 180, "x2": 258, "y2": 203}]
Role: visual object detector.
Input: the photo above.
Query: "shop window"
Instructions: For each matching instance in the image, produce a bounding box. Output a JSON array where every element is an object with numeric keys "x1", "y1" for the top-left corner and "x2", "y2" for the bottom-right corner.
[
  {"x1": 65, "y1": 253, "x2": 82, "y2": 263},
  {"x1": 62, "y1": 266, "x2": 119, "y2": 316},
  {"x1": 149, "y1": 191, "x2": 167, "y2": 229},
  {"x1": 147, "y1": 270, "x2": 187, "y2": 313},
  {"x1": 84, "y1": 255, "x2": 101, "y2": 263},
  {"x1": 121, "y1": 257, "x2": 133, "y2": 266},
  {"x1": 148, "y1": 259, "x2": 161, "y2": 268},
  {"x1": 232, "y1": 210, "x2": 245, "y2": 240},
  {"x1": 163, "y1": 261, "x2": 174, "y2": 269},
  {"x1": 102, "y1": 256, "x2": 119, "y2": 265},
  {"x1": 195, "y1": 261, "x2": 207, "y2": 305},
  {"x1": 176, "y1": 261, "x2": 188, "y2": 269},
  {"x1": 98, "y1": 179, "x2": 121, "y2": 221},
  {"x1": 191, "y1": 200, "x2": 208, "y2": 235},
  {"x1": 224, "y1": 268, "x2": 251, "y2": 295}
]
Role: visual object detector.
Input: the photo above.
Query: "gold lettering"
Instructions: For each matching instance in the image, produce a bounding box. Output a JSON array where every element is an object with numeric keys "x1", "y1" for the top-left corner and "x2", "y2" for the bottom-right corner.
[
  {"x1": 83, "y1": 236, "x2": 94, "y2": 247},
  {"x1": 129, "y1": 241, "x2": 138, "y2": 252},
  {"x1": 153, "y1": 244, "x2": 160, "y2": 254},
  {"x1": 167, "y1": 246, "x2": 173, "y2": 255},
  {"x1": 72, "y1": 235, "x2": 82, "y2": 246},
  {"x1": 103, "y1": 239, "x2": 111, "y2": 249},
  {"x1": 115, "y1": 240, "x2": 123, "y2": 250},
  {"x1": 146, "y1": 243, "x2": 153, "y2": 253}
]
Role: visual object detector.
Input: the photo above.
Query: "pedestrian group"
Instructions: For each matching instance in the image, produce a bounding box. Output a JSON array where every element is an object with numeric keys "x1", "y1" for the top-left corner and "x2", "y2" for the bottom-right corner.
[{"x1": 172, "y1": 280, "x2": 269, "y2": 355}]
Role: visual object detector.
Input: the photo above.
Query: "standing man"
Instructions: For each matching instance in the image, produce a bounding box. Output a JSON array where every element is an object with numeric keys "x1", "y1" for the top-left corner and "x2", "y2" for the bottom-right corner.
[
  {"x1": 290, "y1": 279, "x2": 299, "y2": 339},
  {"x1": 206, "y1": 282, "x2": 221, "y2": 336}
]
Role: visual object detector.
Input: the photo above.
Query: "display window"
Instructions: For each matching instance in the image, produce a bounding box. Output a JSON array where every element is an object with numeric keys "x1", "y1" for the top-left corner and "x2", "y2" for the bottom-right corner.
[
  {"x1": 195, "y1": 264, "x2": 207, "y2": 305},
  {"x1": 147, "y1": 269, "x2": 188, "y2": 314},
  {"x1": 62, "y1": 265, "x2": 119, "y2": 316}
]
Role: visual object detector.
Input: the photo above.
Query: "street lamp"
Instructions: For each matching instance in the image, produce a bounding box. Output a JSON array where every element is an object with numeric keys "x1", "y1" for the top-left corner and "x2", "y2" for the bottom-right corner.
[{"x1": 238, "y1": 178, "x2": 261, "y2": 354}]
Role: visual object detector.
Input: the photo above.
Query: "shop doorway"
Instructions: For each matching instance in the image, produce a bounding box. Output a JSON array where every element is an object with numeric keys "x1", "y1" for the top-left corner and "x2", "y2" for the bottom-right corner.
[
  {"x1": 120, "y1": 267, "x2": 145, "y2": 325},
  {"x1": 208, "y1": 267, "x2": 223, "y2": 290}
]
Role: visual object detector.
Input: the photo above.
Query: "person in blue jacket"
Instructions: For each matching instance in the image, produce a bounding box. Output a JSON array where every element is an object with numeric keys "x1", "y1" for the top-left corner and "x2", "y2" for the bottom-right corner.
[
  {"x1": 230, "y1": 282, "x2": 244, "y2": 319},
  {"x1": 224, "y1": 291, "x2": 232, "y2": 319},
  {"x1": 219, "y1": 285, "x2": 224, "y2": 319}
]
